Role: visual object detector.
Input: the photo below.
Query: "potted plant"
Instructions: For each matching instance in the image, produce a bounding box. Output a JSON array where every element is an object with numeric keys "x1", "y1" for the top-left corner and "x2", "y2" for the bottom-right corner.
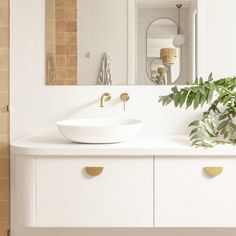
[{"x1": 159, "y1": 74, "x2": 236, "y2": 147}]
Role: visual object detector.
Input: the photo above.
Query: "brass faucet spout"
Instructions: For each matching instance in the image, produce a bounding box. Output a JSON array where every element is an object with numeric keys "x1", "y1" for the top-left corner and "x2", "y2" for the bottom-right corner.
[{"x1": 100, "y1": 93, "x2": 111, "y2": 107}]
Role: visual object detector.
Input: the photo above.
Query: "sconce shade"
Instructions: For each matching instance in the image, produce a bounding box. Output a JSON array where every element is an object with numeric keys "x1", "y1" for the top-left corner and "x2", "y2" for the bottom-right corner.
[
  {"x1": 160, "y1": 48, "x2": 177, "y2": 65},
  {"x1": 173, "y1": 34, "x2": 185, "y2": 47}
]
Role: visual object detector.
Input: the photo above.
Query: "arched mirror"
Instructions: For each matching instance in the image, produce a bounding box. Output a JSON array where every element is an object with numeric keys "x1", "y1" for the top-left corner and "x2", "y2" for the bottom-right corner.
[{"x1": 146, "y1": 18, "x2": 181, "y2": 85}]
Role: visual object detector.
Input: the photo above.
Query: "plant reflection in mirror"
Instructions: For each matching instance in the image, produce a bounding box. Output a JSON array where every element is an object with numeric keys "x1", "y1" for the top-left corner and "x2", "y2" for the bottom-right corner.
[{"x1": 159, "y1": 73, "x2": 236, "y2": 147}]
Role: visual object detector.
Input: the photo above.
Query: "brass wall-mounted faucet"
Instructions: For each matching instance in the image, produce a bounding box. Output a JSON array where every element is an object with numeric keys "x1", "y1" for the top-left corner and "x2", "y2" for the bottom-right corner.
[
  {"x1": 120, "y1": 93, "x2": 129, "y2": 111},
  {"x1": 100, "y1": 93, "x2": 111, "y2": 107}
]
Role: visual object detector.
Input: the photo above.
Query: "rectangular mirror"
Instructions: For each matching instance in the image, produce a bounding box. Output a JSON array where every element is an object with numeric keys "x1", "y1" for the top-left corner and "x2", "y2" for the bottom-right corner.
[{"x1": 45, "y1": 0, "x2": 198, "y2": 86}]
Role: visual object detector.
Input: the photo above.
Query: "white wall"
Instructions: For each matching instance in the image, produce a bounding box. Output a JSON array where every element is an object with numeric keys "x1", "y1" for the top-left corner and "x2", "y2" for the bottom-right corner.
[{"x1": 203, "y1": 0, "x2": 236, "y2": 79}]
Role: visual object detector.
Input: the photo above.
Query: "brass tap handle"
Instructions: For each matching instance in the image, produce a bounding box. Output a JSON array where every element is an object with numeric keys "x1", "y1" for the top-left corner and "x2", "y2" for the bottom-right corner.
[
  {"x1": 85, "y1": 167, "x2": 104, "y2": 177},
  {"x1": 204, "y1": 167, "x2": 223, "y2": 177},
  {"x1": 120, "y1": 93, "x2": 130, "y2": 111}
]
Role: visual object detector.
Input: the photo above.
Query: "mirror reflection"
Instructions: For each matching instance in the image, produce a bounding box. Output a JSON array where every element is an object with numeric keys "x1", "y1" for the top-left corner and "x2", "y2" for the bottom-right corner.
[
  {"x1": 45, "y1": 0, "x2": 197, "y2": 86},
  {"x1": 146, "y1": 19, "x2": 181, "y2": 85},
  {"x1": 45, "y1": 0, "x2": 78, "y2": 85}
]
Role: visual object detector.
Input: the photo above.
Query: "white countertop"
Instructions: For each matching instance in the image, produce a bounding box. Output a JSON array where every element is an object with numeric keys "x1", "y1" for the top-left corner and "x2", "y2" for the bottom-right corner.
[{"x1": 10, "y1": 134, "x2": 236, "y2": 156}]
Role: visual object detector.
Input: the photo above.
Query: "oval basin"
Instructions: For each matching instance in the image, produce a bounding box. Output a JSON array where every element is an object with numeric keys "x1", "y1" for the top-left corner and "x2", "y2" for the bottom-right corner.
[{"x1": 57, "y1": 118, "x2": 143, "y2": 144}]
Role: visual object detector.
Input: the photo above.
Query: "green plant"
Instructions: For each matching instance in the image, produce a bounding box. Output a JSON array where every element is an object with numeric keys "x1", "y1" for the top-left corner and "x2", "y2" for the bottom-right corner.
[{"x1": 159, "y1": 74, "x2": 236, "y2": 147}]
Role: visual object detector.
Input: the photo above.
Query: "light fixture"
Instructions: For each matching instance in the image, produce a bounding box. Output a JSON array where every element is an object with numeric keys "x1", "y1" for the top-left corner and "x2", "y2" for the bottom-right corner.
[
  {"x1": 173, "y1": 4, "x2": 185, "y2": 47},
  {"x1": 160, "y1": 48, "x2": 177, "y2": 66}
]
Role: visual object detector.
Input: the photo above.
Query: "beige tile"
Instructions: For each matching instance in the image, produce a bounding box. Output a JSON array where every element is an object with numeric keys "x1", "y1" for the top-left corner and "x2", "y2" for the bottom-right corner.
[
  {"x1": 55, "y1": 0, "x2": 65, "y2": 8},
  {"x1": 66, "y1": 56, "x2": 77, "y2": 67},
  {"x1": 0, "y1": 48, "x2": 9, "y2": 70},
  {"x1": 0, "y1": 27, "x2": 9, "y2": 48},
  {"x1": 66, "y1": 33, "x2": 77, "y2": 44},
  {"x1": 0, "y1": 92, "x2": 9, "y2": 134},
  {"x1": 0, "y1": 180, "x2": 9, "y2": 201},
  {"x1": 0, "y1": 70, "x2": 9, "y2": 92},
  {"x1": 56, "y1": 21, "x2": 65, "y2": 33},
  {"x1": 66, "y1": 45, "x2": 77, "y2": 55},
  {"x1": 0, "y1": 0, "x2": 9, "y2": 6},
  {"x1": 56, "y1": 56, "x2": 65, "y2": 67},
  {"x1": 0, "y1": 201, "x2": 9, "y2": 222},
  {"x1": 66, "y1": 21, "x2": 77, "y2": 32},
  {"x1": 0, "y1": 223, "x2": 10, "y2": 236},
  {"x1": 0, "y1": 114, "x2": 9, "y2": 135},
  {"x1": 0, "y1": 158, "x2": 9, "y2": 179},
  {"x1": 0, "y1": 136, "x2": 9, "y2": 157},
  {"x1": 56, "y1": 9, "x2": 65, "y2": 20},
  {"x1": 0, "y1": 6, "x2": 9, "y2": 26},
  {"x1": 46, "y1": 6, "x2": 55, "y2": 20},
  {"x1": 56, "y1": 33, "x2": 66, "y2": 44},
  {"x1": 56, "y1": 45, "x2": 66, "y2": 55},
  {"x1": 66, "y1": 8, "x2": 77, "y2": 20},
  {"x1": 0, "y1": 92, "x2": 9, "y2": 107}
]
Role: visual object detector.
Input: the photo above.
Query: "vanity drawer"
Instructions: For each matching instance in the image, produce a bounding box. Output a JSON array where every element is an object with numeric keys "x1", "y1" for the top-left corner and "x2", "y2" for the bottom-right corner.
[
  {"x1": 35, "y1": 156, "x2": 153, "y2": 227},
  {"x1": 155, "y1": 156, "x2": 236, "y2": 227}
]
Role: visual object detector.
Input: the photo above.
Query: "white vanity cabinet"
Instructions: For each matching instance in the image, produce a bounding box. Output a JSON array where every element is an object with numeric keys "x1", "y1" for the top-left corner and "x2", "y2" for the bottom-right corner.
[
  {"x1": 35, "y1": 155, "x2": 153, "y2": 227},
  {"x1": 155, "y1": 156, "x2": 236, "y2": 227}
]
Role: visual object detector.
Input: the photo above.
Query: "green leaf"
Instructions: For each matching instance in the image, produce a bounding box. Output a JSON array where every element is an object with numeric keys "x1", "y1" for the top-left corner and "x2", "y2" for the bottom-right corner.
[
  {"x1": 194, "y1": 91, "x2": 201, "y2": 109},
  {"x1": 189, "y1": 120, "x2": 200, "y2": 127},
  {"x1": 218, "y1": 120, "x2": 229, "y2": 130}
]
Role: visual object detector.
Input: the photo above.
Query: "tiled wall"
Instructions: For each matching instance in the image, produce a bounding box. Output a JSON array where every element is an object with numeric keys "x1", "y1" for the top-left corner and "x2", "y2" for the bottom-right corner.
[
  {"x1": 46, "y1": 0, "x2": 78, "y2": 85},
  {"x1": 0, "y1": 0, "x2": 10, "y2": 235}
]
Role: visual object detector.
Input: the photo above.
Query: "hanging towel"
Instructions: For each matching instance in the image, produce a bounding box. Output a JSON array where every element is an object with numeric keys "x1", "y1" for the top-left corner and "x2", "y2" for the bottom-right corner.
[{"x1": 97, "y1": 53, "x2": 112, "y2": 85}]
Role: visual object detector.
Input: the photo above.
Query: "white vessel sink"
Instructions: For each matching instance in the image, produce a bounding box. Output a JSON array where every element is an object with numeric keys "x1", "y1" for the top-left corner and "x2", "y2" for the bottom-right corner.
[{"x1": 57, "y1": 118, "x2": 143, "y2": 144}]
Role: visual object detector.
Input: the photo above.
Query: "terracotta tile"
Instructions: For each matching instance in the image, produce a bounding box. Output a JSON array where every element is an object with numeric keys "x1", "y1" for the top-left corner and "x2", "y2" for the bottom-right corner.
[
  {"x1": 66, "y1": 21, "x2": 77, "y2": 32},
  {"x1": 0, "y1": 136, "x2": 9, "y2": 157},
  {"x1": 66, "y1": 33, "x2": 77, "y2": 44},
  {"x1": 0, "y1": 158, "x2": 9, "y2": 179},
  {"x1": 70, "y1": 0, "x2": 77, "y2": 8},
  {"x1": 0, "y1": 27, "x2": 8, "y2": 47},
  {"x1": 66, "y1": 45, "x2": 77, "y2": 55},
  {"x1": 0, "y1": 201, "x2": 9, "y2": 222},
  {"x1": 66, "y1": 8, "x2": 77, "y2": 20},
  {"x1": 0, "y1": 223, "x2": 10, "y2": 236},
  {"x1": 66, "y1": 56, "x2": 77, "y2": 67},
  {"x1": 56, "y1": 9, "x2": 65, "y2": 20},
  {"x1": 0, "y1": 48, "x2": 9, "y2": 70},
  {"x1": 56, "y1": 45, "x2": 66, "y2": 55},
  {"x1": 0, "y1": 6, "x2": 9, "y2": 26},
  {"x1": 0, "y1": 71, "x2": 9, "y2": 92},
  {"x1": 66, "y1": 68, "x2": 77, "y2": 78},
  {"x1": 56, "y1": 33, "x2": 66, "y2": 44},
  {"x1": 56, "y1": 56, "x2": 66, "y2": 67},
  {"x1": 0, "y1": 180, "x2": 9, "y2": 201},
  {"x1": 55, "y1": 68, "x2": 66, "y2": 79},
  {"x1": 56, "y1": 21, "x2": 65, "y2": 33},
  {"x1": 55, "y1": 0, "x2": 65, "y2": 8}
]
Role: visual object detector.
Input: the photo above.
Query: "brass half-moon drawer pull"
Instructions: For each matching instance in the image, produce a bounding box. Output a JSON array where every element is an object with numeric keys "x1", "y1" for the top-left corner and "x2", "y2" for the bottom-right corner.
[
  {"x1": 85, "y1": 167, "x2": 104, "y2": 177},
  {"x1": 204, "y1": 167, "x2": 223, "y2": 177}
]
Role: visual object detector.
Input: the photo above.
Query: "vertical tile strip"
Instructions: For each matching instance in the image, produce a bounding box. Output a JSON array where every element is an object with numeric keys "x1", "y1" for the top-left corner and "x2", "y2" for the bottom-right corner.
[{"x1": 0, "y1": 0, "x2": 10, "y2": 234}]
